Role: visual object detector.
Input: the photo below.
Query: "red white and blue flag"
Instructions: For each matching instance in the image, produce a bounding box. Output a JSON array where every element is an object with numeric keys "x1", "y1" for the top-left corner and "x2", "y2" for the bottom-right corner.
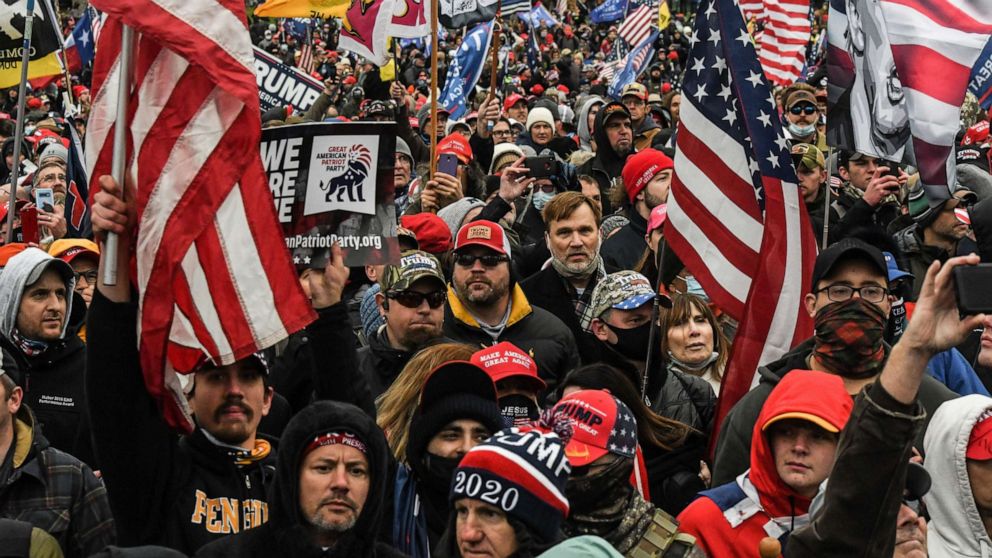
[
  {"x1": 618, "y1": 4, "x2": 655, "y2": 48},
  {"x1": 86, "y1": 0, "x2": 315, "y2": 432},
  {"x1": 664, "y1": 0, "x2": 816, "y2": 435},
  {"x1": 63, "y1": 7, "x2": 96, "y2": 73},
  {"x1": 881, "y1": 0, "x2": 992, "y2": 192},
  {"x1": 757, "y1": 0, "x2": 811, "y2": 86}
]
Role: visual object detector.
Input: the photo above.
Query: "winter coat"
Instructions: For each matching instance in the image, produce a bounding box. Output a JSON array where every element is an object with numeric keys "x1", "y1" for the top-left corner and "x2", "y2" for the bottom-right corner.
[
  {"x1": 678, "y1": 371, "x2": 853, "y2": 556},
  {"x1": 0, "y1": 406, "x2": 115, "y2": 558},
  {"x1": 576, "y1": 96, "x2": 604, "y2": 151},
  {"x1": 600, "y1": 209, "x2": 648, "y2": 272},
  {"x1": 893, "y1": 223, "x2": 977, "y2": 301},
  {"x1": 829, "y1": 183, "x2": 900, "y2": 242},
  {"x1": 803, "y1": 184, "x2": 840, "y2": 249},
  {"x1": 924, "y1": 394, "x2": 992, "y2": 558},
  {"x1": 632, "y1": 117, "x2": 661, "y2": 152},
  {"x1": 927, "y1": 348, "x2": 990, "y2": 396},
  {"x1": 0, "y1": 249, "x2": 92, "y2": 466},
  {"x1": 576, "y1": 106, "x2": 632, "y2": 216},
  {"x1": 358, "y1": 327, "x2": 418, "y2": 402},
  {"x1": 195, "y1": 401, "x2": 406, "y2": 558},
  {"x1": 86, "y1": 290, "x2": 277, "y2": 555},
  {"x1": 519, "y1": 265, "x2": 606, "y2": 367},
  {"x1": 442, "y1": 284, "x2": 579, "y2": 392},
  {"x1": 788, "y1": 381, "x2": 926, "y2": 556},
  {"x1": 710, "y1": 338, "x2": 958, "y2": 487}
]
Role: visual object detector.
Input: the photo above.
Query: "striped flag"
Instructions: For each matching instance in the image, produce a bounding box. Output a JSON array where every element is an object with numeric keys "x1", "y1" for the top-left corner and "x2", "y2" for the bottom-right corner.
[
  {"x1": 664, "y1": 0, "x2": 816, "y2": 436},
  {"x1": 298, "y1": 42, "x2": 315, "y2": 73},
  {"x1": 86, "y1": 0, "x2": 316, "y2": 431},
  {"x1": 500, "y1": 0, "x2": 532, "y2": 15},
  {"x1": 609, "y1": 30, "x2": 659, "y2": 98},
  {"x1": 757, "y1": 0, "x2": 811, "y2": 86},
  {"x1": 880, "y1": 0, "x2": 992, "y2": 191},
  {"x1": 618, "y1": 5, "x2": 655, "y2": 48},
  {"x1": 738, "y1": 0, "x2": 765, "y2": 22}
]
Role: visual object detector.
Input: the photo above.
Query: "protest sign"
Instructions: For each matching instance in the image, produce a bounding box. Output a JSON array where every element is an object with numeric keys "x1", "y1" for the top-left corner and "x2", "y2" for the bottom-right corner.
[
  {"x1": 969, "y1": 36, "x2": 992, "y2": 110},
  {"x1": 253, "y1": 46, "x2": 323, "y2": 113},
  {"x1": 0, "y1": 0, "x2": 62, "y2": 88},
  {"x1": 261, "y1": 122, "x2": 401, "y2": 268}
]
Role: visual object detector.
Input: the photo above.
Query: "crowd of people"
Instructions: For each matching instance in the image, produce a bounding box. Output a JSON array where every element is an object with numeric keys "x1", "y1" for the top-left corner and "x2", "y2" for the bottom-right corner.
[{"x1": 1, "y1": 0, "x2": 992, "y2": 557}]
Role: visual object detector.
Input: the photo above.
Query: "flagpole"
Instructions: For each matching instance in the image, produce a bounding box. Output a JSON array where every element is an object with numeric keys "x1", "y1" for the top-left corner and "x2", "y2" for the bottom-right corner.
[
  {"x1": 487, "y1": 14, "x2": 501, "y2": 133},
  {"x1": 5, "y1": 0, "x2": 38, "y2": 244},
  {"x1": 821, "y1": 173, "x2": 831, "y2": 248},
  {"x1": 429, "y1": 0, "x2": 440, "y2": 180},
  {"x1": 101, "y1": 24, "x2": 134, "y2": 286}
]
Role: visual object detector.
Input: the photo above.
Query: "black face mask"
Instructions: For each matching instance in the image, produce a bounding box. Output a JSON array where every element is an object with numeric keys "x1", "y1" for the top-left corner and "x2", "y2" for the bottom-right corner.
[
  {"x1": 565, "y1": 457, "x2": 634, "y2": 514},
  {"x1": 609, "y1": 322, "x2": 652, "y2": 362},
  {"x1": 499, "y1": 394, "x2": 540, "y2": 427},
  {"x1": 419, "y1": 452, "x2": 462, "y2": 495}
]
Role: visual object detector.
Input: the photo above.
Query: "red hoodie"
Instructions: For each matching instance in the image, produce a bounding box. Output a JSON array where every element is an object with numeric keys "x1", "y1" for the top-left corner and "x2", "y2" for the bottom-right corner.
[{"x1": 676, "y1": 370, "x2": 853, "y2": 557}]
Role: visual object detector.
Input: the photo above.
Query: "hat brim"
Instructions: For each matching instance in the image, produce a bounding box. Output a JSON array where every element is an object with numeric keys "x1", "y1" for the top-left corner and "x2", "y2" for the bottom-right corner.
[
  {"x1": 454, "y1": 240, "x2": 508, "y2": 256},
  {"x1": 613, "y1": 292, "x2": 655, "y2": 311},
  {"x1": 762, "y1": 412, "x2": 840, "y2": 434},
  {"x1": 564, "y1": 440, "x2": 609, "y2": 467},
  {"x1": 491, "y1": 371, "x2": 547, "y2": 393},
  {"x1": 25, "y1": 258, "x2": 74, "y2": 287}
]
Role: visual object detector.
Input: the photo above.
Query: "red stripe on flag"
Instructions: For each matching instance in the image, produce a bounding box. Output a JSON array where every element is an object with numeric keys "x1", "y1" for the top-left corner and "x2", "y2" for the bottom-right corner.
[
  {"x1": 890, "y1": 44, "x2": 972, "y2": 106},
  {"x1": 885, "y1": 0, "x2": 992, "y2": 34}
]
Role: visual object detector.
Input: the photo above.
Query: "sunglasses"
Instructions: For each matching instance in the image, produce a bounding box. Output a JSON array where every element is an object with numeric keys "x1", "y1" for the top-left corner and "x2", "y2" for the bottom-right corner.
[
  {"x1": 387, "y1": 290, "x2": 447, "y2": 309},
  {"x1": 789, "y1": 104, "x2": 818, "y2": 115},
  {"x1": 454, "y1": 253, "x2": 509, "y2": 267}
]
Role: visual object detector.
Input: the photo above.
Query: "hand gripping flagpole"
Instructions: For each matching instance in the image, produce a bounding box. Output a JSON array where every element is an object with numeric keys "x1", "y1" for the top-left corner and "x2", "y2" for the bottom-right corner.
[
  {"x1": 5, "y1": 0, "x2": 38, "y2": 244},
  {"x1": 101, "y1": 24, "x2": 134, "y2": 286}
]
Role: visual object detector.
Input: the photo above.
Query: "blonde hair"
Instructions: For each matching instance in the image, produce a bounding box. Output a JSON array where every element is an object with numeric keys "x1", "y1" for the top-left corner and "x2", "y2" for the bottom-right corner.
[{"x1": 376, "y1": 342, "x2": 477, "y2": 462}]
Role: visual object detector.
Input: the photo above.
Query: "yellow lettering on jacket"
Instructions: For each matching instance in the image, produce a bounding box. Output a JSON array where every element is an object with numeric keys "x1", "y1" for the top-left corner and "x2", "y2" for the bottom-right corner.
[{"x1": 189, "y1": 490, "x2": 269, "y2": 534}]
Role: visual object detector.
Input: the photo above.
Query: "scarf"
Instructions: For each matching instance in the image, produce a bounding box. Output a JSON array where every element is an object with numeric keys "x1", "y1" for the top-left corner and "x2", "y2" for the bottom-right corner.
[
  {"x1": 10, "y1": 328, "x2": 48, "y2": 357},
  {"x1": 812, "y1": 298, "x2": 887, "y2": 379},
  {"x1": 667, "y1": 351, "x2": 718, "y2": 373},
  {"x1": 564, "y1": 489, "x2": 656, "y2": 554},
  {"x1": 550, "y1": 251, "x2": 605, "y2": 281}
]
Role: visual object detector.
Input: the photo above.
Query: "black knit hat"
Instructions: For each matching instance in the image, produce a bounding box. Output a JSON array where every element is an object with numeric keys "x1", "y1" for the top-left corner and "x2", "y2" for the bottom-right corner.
[{"x1": 406, "y1": 361, "x2": 504, "y2": 465}]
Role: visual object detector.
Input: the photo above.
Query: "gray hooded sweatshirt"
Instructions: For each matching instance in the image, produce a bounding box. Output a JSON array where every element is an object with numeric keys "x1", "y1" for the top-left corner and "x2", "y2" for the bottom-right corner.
[
  {"x1": 924, "y1": 394, "x2": 992, "y2": 558},
  {"x1": 0, "y1": 247, "x2": 75, "y2": 341},
  {"x1": 576, "y1": 96, "x2": 604, "y2": 152}
]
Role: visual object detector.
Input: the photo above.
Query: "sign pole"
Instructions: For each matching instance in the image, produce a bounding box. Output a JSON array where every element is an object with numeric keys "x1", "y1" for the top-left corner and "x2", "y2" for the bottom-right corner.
[
  {"x1": 5, "y1": 0, "x2": 38, "y2": 244},
  {"x1": 429, "y1": 0, "x2": 439, "y2": 180}
]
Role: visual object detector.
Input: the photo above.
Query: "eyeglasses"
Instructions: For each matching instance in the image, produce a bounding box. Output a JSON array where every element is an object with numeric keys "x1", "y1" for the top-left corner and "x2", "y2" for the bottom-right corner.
[
  {"x1": 454, "y1": 253, "x2": 509, "y2": 268},
  {"x1": 789, "y1": 104, "x2": 818, "y2": 115},
  {"x1": 816, "y1": 284, "x2": 889, "y2": 304},
  {"x1": 493, "y1": 130, "x2": 513, "y2": 137},
  {"x1": 74, "y1": 270, "x2": 99, "y2": 284},
  {"x1": 387, "y1": 290, "x2": 447, "y2": 309}
]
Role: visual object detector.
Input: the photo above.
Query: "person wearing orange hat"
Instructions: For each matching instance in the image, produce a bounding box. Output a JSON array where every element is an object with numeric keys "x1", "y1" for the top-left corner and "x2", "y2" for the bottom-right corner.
[
  {"x1": 678, "y1": 370, "x2": 853, "y2": 557},
  {"x1": 48, "y1": 239, "x2": 100, "y2": 307},
  {"x1": 600, "y1": 148, "x2": 674, "y2": 270}
]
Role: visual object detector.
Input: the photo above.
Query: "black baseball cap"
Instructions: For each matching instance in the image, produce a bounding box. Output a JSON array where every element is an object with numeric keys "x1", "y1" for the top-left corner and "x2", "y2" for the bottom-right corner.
[{"x1": 811, "y1": 238, "x2": 888, "y2": 291}]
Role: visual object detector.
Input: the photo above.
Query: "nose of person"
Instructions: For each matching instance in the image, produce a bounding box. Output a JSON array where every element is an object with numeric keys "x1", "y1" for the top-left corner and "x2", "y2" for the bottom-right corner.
[{"x1": 459, "y1": 514, "x2": 485, "y2": 543}]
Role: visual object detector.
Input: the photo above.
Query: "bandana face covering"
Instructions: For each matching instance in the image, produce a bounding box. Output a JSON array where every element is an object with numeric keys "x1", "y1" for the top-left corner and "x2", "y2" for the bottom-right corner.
[
  {"x1": 813, "y1": 297, "x2": 887, "y2": 379},
  {"x1": 565, "y1": 457, "x2": 634, "y2": 514}
]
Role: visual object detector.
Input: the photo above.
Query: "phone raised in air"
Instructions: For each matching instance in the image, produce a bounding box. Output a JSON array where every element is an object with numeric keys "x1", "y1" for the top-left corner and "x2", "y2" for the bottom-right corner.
[
  {"x1": 954, "y1": 263, "x2": 992, "y2": 315},
  {"x1": 34, "y1": 187, "x2": 55, "y2": 214},
  {"x1": 437, "y1": 153, "x2": 459, "y2": 177},
  {"x1": 523, "y1": 155, "x2": 558, "y2": 179}
]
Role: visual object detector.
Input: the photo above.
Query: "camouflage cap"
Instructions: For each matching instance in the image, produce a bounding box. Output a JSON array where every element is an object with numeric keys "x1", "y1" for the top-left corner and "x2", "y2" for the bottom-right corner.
[
  {"x1": 379, "y1": 250, "x2": 446, "y2": 293},
  {"x1": 791, "y1": 143, "x2": 825, "y2": 170},
  {"x1": 589, "y1": 270, "x2": 656, "y2": 319}
]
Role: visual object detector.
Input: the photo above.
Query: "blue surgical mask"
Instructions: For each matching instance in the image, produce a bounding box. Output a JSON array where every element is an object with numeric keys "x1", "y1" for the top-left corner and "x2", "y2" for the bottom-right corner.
[
  {"x1": 788, "y1": 122, "x2": 817, "y2": 138},
  {"x1": 685, "y1": 275, "x2": 707, "y2": 300},
  {"x1": 532, "y1": 190, "x2": 555, "y2": 211}
]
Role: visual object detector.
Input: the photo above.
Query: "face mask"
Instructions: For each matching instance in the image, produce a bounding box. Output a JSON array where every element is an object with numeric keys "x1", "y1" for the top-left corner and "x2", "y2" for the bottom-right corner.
[
  {"x1": 685, "y1": 276, "x2": 707, "y2": 299},
  {"x1": 788, "y1": 122, "x2": 817, "y2": 138},
  {"x1": 499, "y1": 394, "x2": 540, "y2": 427},
  {"x1": 420, "y1": 452, "x2": 462, "y2": 495},
  {"x1": 533, "y1": 190, "x2": 555, "y2": 211},
  {"x1": 813, "y1": 297, "x2": 887, "y2": 379},
  {"x1": 608, "y1": 321, "x2": 652, "y2": 362},
  {"x1": 565, "y1": 457, "x2": 634, "y2": 514}
]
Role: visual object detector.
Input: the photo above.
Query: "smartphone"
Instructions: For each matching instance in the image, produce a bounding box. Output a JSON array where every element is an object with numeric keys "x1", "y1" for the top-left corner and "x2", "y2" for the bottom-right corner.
[
  {"x1": 882, "y1": 161, "x2": 901, "y2": 179},
  {"x1": 19, "y1": 206, "x2": 38, "y2": 244},
  {"x1": 523, "y1": 155, "x2": 558, "y2": 179},
  {"x1": 437, "y1": 153, "x2": 459, "y2": 177},
  {"x1": 34, "y1": 187, "x2": 55, "y2": 214},
  {"x1": 954, "y1": 263, "x2": 992, "y2": 314}
]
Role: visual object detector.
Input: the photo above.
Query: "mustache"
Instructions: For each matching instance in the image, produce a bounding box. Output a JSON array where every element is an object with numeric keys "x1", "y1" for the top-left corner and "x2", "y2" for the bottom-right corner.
[
  {"x1": 320, "y1": 493, "x2": 358, "y2": 511},
  {"x1": 214, "y1": 399, "x2": 252, "y2": 421}
]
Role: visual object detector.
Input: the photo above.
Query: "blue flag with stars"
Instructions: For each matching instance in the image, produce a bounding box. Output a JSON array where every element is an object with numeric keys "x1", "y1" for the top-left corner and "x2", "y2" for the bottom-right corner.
[
  {"x1": 665, "y1": 0, "x2": 818, "y2": 441},
  {"x1": 608, "y1": 30, "x2": 659, "y2": 100},
  {"x1": 438, "y1": 21, "x2": 494, "y2": 120}
]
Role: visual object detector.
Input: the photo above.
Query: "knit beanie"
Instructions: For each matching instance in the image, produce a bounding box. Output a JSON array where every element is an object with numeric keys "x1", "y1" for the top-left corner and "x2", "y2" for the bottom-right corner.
[
  {"x1": 450, "y1": 427, "x2": 571, "y2": 544},
  {"x1": 396, "y1": 137, "x2": 413, "y2": 164},
  {"x1": 359, "y1": 284, "x2": 385, "y2": 340},
  {"x1": 622, "y1": 148, "x2": 674, "y2": 203},
  {"x1": 908, "y1": 184, "x2": 944, "y2": 229},
  {"x1": 490, "y1": 143, "x2": 525, "y2": 174},
  {"x1": 526, "y1": 107, "x2": 555, "y2": 132},
  {"x1": 437, "y1": 197, "x2": 487, "y2": 239}
]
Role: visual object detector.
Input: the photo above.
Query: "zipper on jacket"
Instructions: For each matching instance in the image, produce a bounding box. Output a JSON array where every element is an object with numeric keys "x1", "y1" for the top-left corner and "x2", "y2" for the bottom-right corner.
[{"x1": 245, "y1": 473, "x2": 251, "y2": 490}]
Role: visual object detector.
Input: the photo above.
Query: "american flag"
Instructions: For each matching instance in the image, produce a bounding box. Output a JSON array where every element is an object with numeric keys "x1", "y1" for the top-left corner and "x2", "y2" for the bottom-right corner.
[
  {"x1": 298, "y1": 42, "x2": 315, "y2": 73},
  {"x1": 881, "y1": 0, "x2": 992, "y2": 191},
  {"x1": 757, "y1": 0, "x2": 811, "y2": 86},
  {"x1": 618, "y1": 4, "x2": 655, "y2": 48},
  {"x1": 86, "y1": 0, "x2": 316, "y2": 431},
  {"x1": 664, "y1": 0, "x2": 816, "y2": 436},
  {"x1": 738, "y1": 0, "x2": 765, "y2": 23},
  {"x1": 501, "y1": 0, "x2": 532, "y2": 15}
]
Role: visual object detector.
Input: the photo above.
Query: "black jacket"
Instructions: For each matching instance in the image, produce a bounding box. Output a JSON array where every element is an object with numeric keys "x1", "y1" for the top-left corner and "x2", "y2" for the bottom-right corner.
[
  {"x1": 710, "y1": 338, "x2": 957, "y2": 487},
  {"x1": 519, "y1": 265, "x2": 604, "y2": 366},
  {"x1": 2, "y1": 292, "x2": 93, "y2": 467},
  {"x1": 86, "y1": 290, "x2": 277, "y2": 555},
  {"x1": 601, "y1": 209, "x2": 648, "y2": 271},
  {"x1": 358, "y1": 327, "x2": 417, "y2": 402},
  {"x1": 443, "y1": 285, "x2": 579, "y2": 392},
  {"x1": 576, "y1": 106, "x2": 632, "y2": 216},
  {"x1": 195, "y1": 401, "x2": 407, "y2": 558},
  {"x1": 830, "y1": 185, "x2": 900, "y2": 242}
]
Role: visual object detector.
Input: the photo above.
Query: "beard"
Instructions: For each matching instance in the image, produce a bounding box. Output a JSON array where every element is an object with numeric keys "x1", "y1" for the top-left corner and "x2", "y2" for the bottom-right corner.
[
  {"x1": 397, "y1": 322, "x2": 443, "y2": 348},
  {"x1": 645, "y1": 190, "x2": 666, "y2": 209},
  {"x1": 455, "y1": 275, "x2": 510, "y2": 307}
]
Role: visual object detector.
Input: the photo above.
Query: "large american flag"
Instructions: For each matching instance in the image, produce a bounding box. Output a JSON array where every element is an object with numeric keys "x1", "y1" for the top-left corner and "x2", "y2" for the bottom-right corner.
[
  {"x1": 501, "y1": 0, "x2": 532, "y2": 15},
  {"x1": 298, "y1": 42, "x2": 315, "y2": 74},
  {"x1": 880, "y1": 0, "x2": 992, "y2": 191},
  {"x1": 86, "y1": 0, "x2": 316, "y2": 431},
  {"x1": 664, "y1": 0, "x2": 816, "y2": 434},
  {"x1": 757, "y1": 0, "x2": 811, "y2": 86}
]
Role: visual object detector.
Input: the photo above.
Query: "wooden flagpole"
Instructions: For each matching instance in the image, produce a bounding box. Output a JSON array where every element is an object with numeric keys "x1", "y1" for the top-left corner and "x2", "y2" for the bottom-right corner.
[
  {"x1": 429, "y1": 0, "x2": 440, "y2": 180},
  {"x1": 487, "y1": 13, "x2": 501, "y2": 132},
  {"x1": 101, "y1": 24, "x2": 134, "y2": 286}
]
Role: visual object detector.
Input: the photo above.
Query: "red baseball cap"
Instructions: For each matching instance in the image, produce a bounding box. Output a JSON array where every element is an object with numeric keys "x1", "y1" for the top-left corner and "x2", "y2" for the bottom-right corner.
[
  {"x1": 968, "y1": 413, "x2": 992, "y2": 460},
  {"x1": 962, "y1": 120, "x2": 990, "y2": 147},
  {"x1": 400, "y1": 213, "x2": 453, "y2": 255},
  {"x1": 72, "y1": 85, "x2": 89, "y2": 99},
  {"x1": 471, "y1": 341, "x2": 546, "y2": 393},
  {"x1": 436, "y1": 133, "x2": 473, "y2": 164},
  {"x1": 503, "y1": 93, "x2": 526, "y2": 112},
  {"x1": 454, "y1": 220, "x2": 511, "y2": 256},
  {"x1": 552, "y1": 390, "x2": 637, "y2": 467},
  {"x1": 531, "y1": 84, "x2": 545, "y2": 96},
  {"x1": 26, "y1": 97, "x2": 42, "y2": 110}
]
